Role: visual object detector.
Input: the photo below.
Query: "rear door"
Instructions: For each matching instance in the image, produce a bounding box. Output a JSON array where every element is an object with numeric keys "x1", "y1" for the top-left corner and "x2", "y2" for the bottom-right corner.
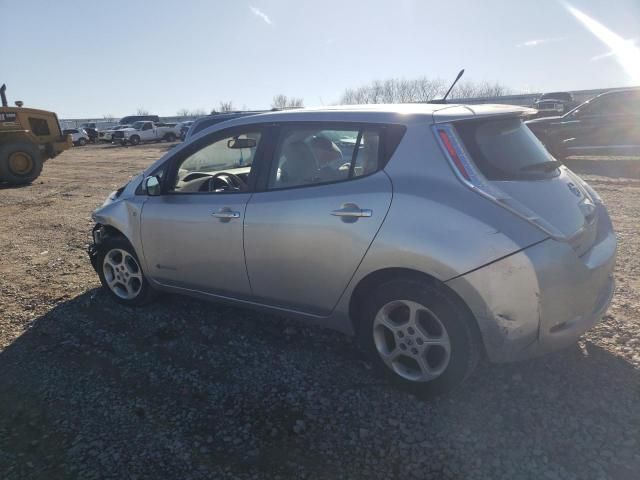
[
  {"x1": 244, "y1": 124, "x2": 394, "y2": 315},
  {"x1": 453, "y1": 116, "x2": 598, "y2": 254}
]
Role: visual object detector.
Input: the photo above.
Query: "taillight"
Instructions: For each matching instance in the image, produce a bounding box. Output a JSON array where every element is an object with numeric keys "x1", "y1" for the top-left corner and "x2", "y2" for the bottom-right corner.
[
  {"x1": 432, "y1": 124, "x2": 494, "y2": 192},
  {"x1": 437, "y1": 129, "x2": 470, "y2": 180}
]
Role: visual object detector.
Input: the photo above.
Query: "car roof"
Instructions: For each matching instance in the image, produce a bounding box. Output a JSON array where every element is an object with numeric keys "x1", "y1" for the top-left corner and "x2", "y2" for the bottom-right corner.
[
  {"x1": 597, "y1": 87, "x2": 640, "y2": 97},
  {"x1": 201, "y1": 103, "x2": 536, "y2": 128}
]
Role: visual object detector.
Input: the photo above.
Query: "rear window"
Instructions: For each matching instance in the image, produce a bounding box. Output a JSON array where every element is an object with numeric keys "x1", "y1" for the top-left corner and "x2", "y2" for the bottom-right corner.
[{"x1": 455, "y1": 117, "x2": 558, "y2": 180}]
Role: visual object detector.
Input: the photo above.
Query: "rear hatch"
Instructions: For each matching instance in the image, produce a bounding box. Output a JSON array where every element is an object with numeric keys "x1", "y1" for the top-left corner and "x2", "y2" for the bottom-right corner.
[{"x1": 436, "y1": 116, "x2": 599, "y2": 256}]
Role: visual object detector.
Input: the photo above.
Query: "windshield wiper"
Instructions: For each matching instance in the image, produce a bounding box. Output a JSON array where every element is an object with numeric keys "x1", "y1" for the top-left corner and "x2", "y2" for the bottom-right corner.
[{"x1": 519, "y1": 161, "x2": 561, "y2": 172}]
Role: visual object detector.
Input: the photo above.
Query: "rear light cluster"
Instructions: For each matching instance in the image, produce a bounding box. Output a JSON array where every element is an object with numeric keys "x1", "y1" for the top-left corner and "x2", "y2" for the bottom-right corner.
[{"x1": 432, "y1": 123, "x2": 566, "y2": 240}]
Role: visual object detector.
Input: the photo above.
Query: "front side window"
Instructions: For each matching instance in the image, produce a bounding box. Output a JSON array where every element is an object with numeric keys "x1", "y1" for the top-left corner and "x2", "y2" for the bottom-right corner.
[
  {"x1": 268, "y1": 127, "x2": 381, "y2": 190},
  {"x1": 171, "y1": 131, "x2": 262, "y2": 193}
]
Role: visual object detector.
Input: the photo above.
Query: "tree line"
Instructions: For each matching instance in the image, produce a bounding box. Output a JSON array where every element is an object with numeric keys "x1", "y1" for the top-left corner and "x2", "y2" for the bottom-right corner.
[{"x1": 163, "y1": 77, "x2": 512, "y2": 117}]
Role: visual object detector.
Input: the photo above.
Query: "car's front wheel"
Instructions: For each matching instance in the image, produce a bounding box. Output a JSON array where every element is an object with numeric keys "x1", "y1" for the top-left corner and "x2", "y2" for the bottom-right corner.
[
  {"x1": 129, "y1": 135, "x2": 140, "y2": 146},
  {"x1": 97, "y1": 237, "x2": 155, "y2": 305},
  {"x1": 358, "y1": 278, "x2": 481, "y2": 397},
  {"x1": 78, "y1": 137, "x2": 87, "y2": 146}
]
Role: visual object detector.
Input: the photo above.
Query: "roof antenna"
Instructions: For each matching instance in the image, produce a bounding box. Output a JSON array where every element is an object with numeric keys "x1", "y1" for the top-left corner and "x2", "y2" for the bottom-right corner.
[{"x1": 429, "y1": 69, "x2": 465, "y2": 104}]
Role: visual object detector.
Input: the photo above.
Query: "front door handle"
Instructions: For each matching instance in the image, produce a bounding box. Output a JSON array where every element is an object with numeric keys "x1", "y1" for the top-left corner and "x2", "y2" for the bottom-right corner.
[
  {"x1": 331, "y1": 203, "x2": 372, "y2": 218},
  {"x1": 212, "y1": 208, "x2": 240, "y2": 220}
]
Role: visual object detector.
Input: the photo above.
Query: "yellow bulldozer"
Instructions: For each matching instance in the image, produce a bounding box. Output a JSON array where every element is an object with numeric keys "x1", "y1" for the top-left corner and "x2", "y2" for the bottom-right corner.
[{"x1": 0, "y1": 84, "x2": 72, "y2": 185}]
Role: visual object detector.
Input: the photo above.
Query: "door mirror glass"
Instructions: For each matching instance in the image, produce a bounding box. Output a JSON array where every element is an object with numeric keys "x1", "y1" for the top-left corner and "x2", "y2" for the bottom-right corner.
[{"x1": 145, "y1": 176, "x2": 161, "y2": 196}]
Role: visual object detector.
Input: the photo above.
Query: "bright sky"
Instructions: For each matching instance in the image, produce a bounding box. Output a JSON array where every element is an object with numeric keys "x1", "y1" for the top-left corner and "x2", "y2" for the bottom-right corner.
[{"x1": 1, "y1": 0, "x2": 639, "y2": 118}]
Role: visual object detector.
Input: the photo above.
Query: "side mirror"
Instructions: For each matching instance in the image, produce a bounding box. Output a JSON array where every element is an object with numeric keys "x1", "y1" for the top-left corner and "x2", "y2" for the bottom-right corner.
[
  {"x1": 228, "y1": 137, "x2": 257, "y2": 149},
  {"x1": 145, "y1": 176, "x2": 161, "y2": 196}
]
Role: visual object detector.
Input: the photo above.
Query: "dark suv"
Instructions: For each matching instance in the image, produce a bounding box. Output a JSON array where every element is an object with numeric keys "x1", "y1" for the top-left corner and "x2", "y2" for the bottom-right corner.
[{"x1": 526, "y1": 88, "x2": 640, "y2": 159}]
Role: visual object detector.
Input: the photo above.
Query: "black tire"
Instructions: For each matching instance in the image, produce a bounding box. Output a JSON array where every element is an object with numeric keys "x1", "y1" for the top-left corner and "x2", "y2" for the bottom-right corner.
[
  {"x1": 129, "y1": 135, "x2": 140, "y2": 146},
  {"x1": 357, "y1": 277, "x2": 481, "y2": 397},
  {"x1": 164, "y1": 133, "x2": 176, "y2": 142},
  {"x1": 96, "y1": 236, "x2": 156, "y2": 306},
  {"x1": 78, "y1": 137, "x2": 87, "y2": 146},
  {"x1": 0, "y1": 142, "x2": 44, "y2": 185}
]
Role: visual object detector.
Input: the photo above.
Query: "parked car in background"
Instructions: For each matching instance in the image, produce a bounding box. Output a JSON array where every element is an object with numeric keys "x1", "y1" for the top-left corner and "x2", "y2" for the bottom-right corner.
[
  {"x1": 119, "y1": 115, "x2": 160, "y2": 125},
  {"x1": 89, "y1": 104, "x2": 615, "y2": 396},
  {"x1": 532, "y1": 92, "x2": 577, "y2": 118},
  {"x1": 98, "y1": 125, "x2": 131, "y2": 142},
  {"x1": 112, "y1": 121, "x2": 181, "y2": 145},
  {"x1": 80, "y1": 124, "x2": 99, "y2": 143},
  {"x1": 176, "y1": 120, "x2": 194, "y2": 140},
  {"x1": 527, "y1": 88, "x2": 640, "y2": 159},
  {"x1": 63, "y1": 128, "x2": 90, "y2": 146},
  {"x1": 184, "y1": 111, "x2": 269, "y2": 141}
]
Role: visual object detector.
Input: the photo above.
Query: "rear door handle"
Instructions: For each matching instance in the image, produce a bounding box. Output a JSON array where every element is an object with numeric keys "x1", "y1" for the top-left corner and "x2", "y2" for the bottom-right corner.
[
  {"x1": 212, "y1": 208, "x2": 240, "y2": 219},
  {"x1": 331, "y1": 204, "x2": 372, "y2": 218}
]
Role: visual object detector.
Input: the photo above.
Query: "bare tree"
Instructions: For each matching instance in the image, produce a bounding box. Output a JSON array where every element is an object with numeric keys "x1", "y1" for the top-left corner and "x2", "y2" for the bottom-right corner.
[
  {"x1": 176, "y1": 108, "x2": 207, "y2": 117},
  {"x1": 338, "y1": 77, "x2": 511, "y2": 104},
  {"x1": 271, "y1": 94, "x2": 304, "y2": 109},
  {"x1": 217, "y1": 101, "x2": 234, "y2": 113},
  {"x1": 102, "y1": 114, "x2": 115, "y2": 121},
  {"x1": 136, "y1": 107, "x2": 150, "y2": 115}
]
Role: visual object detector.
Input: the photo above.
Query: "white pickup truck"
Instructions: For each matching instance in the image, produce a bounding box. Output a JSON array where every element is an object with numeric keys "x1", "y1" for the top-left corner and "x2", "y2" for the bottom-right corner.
[{"x1": 115, "y1": 121, "x2": 181, "y2": 146}]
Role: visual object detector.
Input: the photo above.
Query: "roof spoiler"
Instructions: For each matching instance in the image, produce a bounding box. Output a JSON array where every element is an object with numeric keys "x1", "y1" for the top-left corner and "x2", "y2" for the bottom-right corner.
[{"x1": 0, "y1": 84, "x2": 7, "y2": 107}]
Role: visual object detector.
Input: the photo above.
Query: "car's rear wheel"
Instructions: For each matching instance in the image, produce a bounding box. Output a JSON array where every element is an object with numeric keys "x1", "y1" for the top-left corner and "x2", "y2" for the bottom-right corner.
[
  {"x1": 164, "y1": 133, "x2": 176, "y2": 142},
  {"x1": 357, "y1": 278, "x2": 481, "y2": 397},
  {"x1": 0, "y1": 142, "x2": 43, "y2": 185},
  {"x1": 97, "y1": 237, "x2": 155, "y2": 305}
]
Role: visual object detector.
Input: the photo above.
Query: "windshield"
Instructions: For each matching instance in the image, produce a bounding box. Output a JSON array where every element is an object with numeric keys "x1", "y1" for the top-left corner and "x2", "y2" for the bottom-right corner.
[
  {"x1": 456, "y1": 117, "x2": 559, "y2": 180},
  {"x1": 131, "y1": 121, "x2": 145, "y2": 130}
]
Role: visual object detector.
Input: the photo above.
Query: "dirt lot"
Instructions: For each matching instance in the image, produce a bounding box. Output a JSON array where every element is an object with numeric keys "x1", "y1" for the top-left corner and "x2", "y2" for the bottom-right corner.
[{"x1": 0, "y1": 144, "x2": 639, "y2": 479}]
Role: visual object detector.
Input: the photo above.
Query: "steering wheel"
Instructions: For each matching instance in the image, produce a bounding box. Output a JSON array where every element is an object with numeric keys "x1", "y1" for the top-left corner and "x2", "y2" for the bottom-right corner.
[{"x1": 208, "y1": 172, "x2": 247, "y2": 192}]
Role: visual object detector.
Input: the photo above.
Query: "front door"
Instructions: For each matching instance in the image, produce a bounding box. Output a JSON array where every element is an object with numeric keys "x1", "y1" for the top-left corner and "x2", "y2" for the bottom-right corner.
[
  {"x1": 244, "y1": 124, "x2": 393, "y2": 315},
  {"x1": 140, "y1": 127, "x2": 265, "y2": 298}
]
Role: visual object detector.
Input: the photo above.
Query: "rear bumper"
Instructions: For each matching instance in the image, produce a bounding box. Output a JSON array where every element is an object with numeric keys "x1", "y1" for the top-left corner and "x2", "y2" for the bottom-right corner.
[{"x1": 447, "y1": 204, "x2": 616, "y2": 363}]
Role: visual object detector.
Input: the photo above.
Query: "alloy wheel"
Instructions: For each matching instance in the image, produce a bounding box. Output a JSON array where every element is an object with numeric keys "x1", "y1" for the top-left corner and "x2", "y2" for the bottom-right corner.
[
  {"x1": 373, "y1": 299, "x2": 451, "y2": 382},
  {"x1": 102, "y1": 248, "x2": 143, "y2": 300}
]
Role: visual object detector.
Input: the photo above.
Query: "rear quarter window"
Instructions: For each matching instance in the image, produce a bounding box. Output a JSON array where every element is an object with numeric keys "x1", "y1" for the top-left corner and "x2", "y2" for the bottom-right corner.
[{"x1": 455, "y1": 117, "x2": 558, "y2": 181}]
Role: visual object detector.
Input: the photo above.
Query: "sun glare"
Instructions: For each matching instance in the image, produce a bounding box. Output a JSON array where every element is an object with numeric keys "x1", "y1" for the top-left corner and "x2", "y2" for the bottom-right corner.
[{"x1": 566, "y1": 4, "x2": 640, "y2": 82}]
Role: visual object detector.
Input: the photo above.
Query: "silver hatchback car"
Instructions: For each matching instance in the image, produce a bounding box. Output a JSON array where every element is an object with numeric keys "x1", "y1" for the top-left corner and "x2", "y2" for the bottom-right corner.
[{"x1": 89, "y1": 104, "x2": 616, "y2": 396}]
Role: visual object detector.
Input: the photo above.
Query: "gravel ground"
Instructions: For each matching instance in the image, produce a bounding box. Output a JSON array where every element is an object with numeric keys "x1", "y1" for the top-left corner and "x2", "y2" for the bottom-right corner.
[{"x1": 0, "y1": 144, "x2": 639, "y2": 479}]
